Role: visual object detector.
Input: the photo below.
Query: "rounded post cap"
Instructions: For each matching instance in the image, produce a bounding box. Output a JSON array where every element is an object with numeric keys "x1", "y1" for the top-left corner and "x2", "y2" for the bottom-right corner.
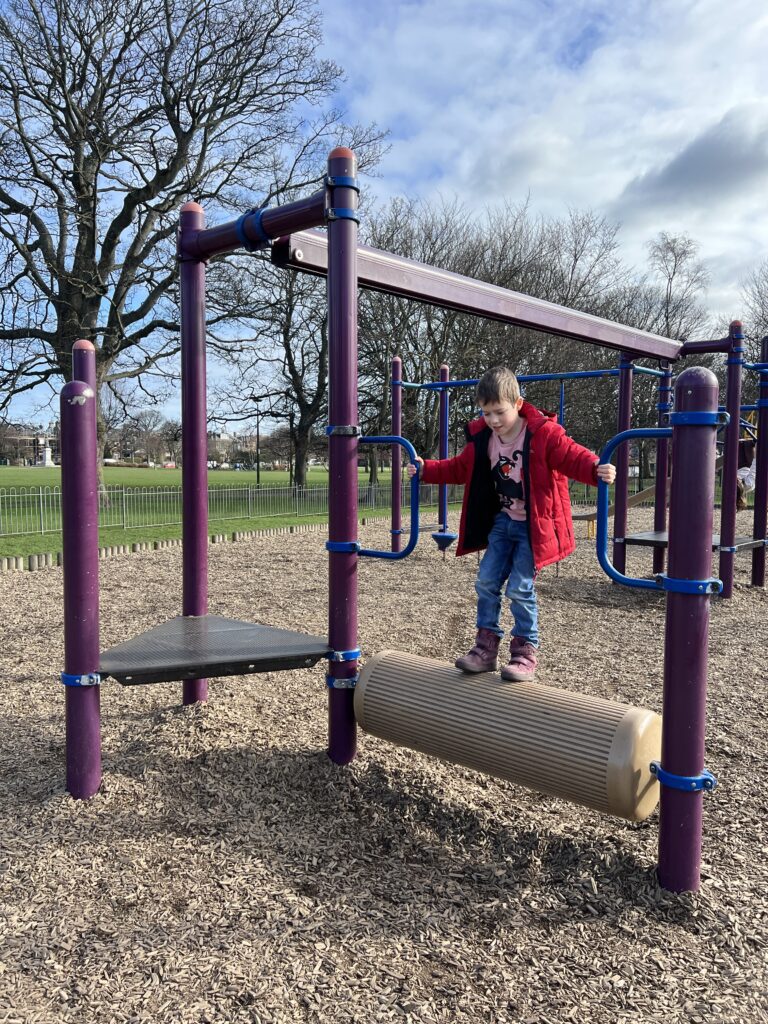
[
  {"x1": 72, "y1": 339, "x2": 95, "y2": 351},
  {"x1": 675, "y1": 365, "x2": 719, "y2": 392},
  {"x1": 181, "y1": 200, "x2": 204, "y2": 213},
  {"x1": 328, "y1": 146, "x2": 355, "y2": 160}
]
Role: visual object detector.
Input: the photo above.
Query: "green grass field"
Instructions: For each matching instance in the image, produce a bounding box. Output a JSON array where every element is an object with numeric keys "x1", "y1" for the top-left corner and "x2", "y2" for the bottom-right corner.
[{"x1": 0, "y1": 465, "x2": 393, "y2": 488}]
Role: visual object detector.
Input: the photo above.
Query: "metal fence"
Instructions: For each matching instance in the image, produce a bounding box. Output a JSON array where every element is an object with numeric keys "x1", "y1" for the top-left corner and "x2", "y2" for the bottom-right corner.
[{"x1": 0, "y1": 482, "x2": 470, "y2": 538}]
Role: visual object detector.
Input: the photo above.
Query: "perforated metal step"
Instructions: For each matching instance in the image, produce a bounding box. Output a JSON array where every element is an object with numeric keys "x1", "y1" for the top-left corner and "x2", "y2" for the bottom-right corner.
[
  {"x1": 623, "y1": 530, "x2": 761, "y2": 551},
  {"x1": 100, "y1": 615, "x2": 330, "y2": 686}
]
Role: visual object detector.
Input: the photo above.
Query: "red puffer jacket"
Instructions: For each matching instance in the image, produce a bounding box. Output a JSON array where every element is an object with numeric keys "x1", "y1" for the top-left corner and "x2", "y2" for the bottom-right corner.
[{"x1": 420, "y1": 401, "x2": 600, "y2": 570}]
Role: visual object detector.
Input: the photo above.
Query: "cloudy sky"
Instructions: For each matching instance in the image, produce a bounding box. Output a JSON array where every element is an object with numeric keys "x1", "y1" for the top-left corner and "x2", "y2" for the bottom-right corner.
[{"x1": 320, "y1": 0, "x2": 768, "y2": 319}]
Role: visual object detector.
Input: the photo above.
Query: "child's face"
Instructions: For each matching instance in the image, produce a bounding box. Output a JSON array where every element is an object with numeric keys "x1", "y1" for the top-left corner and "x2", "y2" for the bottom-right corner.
[{"x1": 480, "y1": 396, "x2": 524, "y2": 442}]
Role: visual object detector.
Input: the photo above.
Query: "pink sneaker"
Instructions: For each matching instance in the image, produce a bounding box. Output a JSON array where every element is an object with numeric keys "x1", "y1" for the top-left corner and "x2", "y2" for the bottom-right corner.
[
  {"x1": 455, "y1": 628, "x2": 501, "y2": 673},
  {"x1": 500, "y1": 637, "x2": 538, "y2": 682}
]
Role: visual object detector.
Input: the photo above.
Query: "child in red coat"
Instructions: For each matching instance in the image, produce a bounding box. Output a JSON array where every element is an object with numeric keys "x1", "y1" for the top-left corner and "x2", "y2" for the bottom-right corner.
[{"x1": 407, "y1": 366, "x2": 616, "y2": 681}]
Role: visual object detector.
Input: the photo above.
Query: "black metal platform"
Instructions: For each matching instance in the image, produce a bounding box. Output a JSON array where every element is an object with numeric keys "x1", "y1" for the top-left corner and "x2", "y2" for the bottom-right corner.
[
  {"x1": 100, "y1": 615, "x2": 331, "y2": 686},
  {"x1": 623, "y1": 531, "x2": 763, "y2": 552}
]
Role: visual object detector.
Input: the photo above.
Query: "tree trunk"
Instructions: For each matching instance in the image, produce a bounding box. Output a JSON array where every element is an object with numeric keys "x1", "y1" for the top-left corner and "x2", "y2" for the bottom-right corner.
[
  {"x1": 294, "y1": 429, "x2": 310, "y2": 487},
  {"x1": 368, "y1": 447, "x2": 379, "y2": 485}
]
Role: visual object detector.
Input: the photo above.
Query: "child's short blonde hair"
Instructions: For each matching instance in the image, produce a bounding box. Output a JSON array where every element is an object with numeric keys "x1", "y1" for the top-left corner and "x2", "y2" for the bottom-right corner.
[{"x1": 476, "y1": 366, "x2": 521, "y2": 406}]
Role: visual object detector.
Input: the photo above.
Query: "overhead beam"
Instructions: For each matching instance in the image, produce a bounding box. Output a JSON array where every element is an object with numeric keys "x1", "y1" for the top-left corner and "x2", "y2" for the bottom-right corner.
[{"x1": 272, "y1": 229, "x2": 682, "y2": 361}]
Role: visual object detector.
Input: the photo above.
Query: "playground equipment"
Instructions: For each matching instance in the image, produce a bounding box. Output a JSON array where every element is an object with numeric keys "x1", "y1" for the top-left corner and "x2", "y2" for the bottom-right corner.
[
  {"x1": 389, "y1": 336, "x2": 768, "y2": 591},
  {"x1": 356, "y1": 651, "x2": 661, "y2": 821},
  {"x1": 60, "y1": 147, "x2": 738, "y2": 894}
]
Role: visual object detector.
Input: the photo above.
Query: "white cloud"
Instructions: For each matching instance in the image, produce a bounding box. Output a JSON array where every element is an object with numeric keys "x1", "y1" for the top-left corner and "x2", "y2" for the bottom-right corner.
[{"x1": 320, "y1": 0, "x2": 768, "y2": 322}]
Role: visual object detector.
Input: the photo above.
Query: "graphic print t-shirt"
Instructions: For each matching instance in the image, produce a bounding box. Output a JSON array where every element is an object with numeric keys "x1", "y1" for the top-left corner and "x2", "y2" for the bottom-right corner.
[{"x1": 488, "y1": 421, "x2": 527, "y2": 521}]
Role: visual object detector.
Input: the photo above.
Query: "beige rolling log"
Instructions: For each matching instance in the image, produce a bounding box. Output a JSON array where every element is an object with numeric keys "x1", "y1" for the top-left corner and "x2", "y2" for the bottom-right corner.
[{"x1": 354, "y1": 651, "x2": 661, "y2": 821}]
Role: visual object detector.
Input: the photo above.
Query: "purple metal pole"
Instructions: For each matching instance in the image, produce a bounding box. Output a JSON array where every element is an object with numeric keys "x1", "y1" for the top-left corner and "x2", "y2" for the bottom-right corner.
[
  {"x1": 72, "y1": 338, "x2": 97, "y2": 391},
  {"x1": 718, "y1": 321, "x2": 744, "y2": 598},
  {"x1": 391, "y1": 356, "x2": 402, "y2": 553},
  {"x1": 612, "y1": 353, "x2": 633, "y2": 573},
  {"x1": 178, "y1": 202, "x2": 209, "y2": 704},
  {"x1": 657, "y1": 366, "x2": 719, "y2": 893},
  {"x1": 326, "y1": 148, "x2": 359, "y2": 763},
  {"x1": 60, "y1": 380, "x2": 101, "y2": 798},
  {"x1": 438, "y1": 364, "x2": 449, "y2": 532},
  {"x1": 653, "y1": 363, "x2": 672, "y2": 575},
  {"x1": 188, "y1": 191, "x2": 326, "y2": 261},
  {"x1": 752, "y1": 336, "x2": 768, "y2": 587}
]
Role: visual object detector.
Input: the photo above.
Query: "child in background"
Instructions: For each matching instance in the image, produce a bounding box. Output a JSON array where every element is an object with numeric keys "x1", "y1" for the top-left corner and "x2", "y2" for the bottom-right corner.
[{"x1": 408, "y1": 366, "x2": 616, "y2": 681}]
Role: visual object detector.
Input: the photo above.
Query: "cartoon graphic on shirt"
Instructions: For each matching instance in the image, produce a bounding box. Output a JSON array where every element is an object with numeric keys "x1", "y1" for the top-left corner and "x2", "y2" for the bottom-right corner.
[{"x1": 493, "y1": 452, "x2": 524, "y2": 508}]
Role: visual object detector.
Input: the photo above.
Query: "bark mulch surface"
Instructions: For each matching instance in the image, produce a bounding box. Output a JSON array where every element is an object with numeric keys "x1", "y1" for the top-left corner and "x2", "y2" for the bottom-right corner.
[{"x1": 0, "y1": 509, "x2": 766, "y2": 1024}]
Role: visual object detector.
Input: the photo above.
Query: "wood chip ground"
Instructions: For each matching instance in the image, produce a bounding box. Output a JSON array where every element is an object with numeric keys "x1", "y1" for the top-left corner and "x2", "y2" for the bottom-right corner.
[{"x1": 1, "y1": 509, "x2": 766, "y2": 1023}]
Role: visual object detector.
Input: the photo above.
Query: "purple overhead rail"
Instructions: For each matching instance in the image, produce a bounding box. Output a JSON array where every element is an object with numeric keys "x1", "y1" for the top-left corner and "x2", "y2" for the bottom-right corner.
[{"x1": 272, "y1": 230, "x2": 682, "y2": 361}]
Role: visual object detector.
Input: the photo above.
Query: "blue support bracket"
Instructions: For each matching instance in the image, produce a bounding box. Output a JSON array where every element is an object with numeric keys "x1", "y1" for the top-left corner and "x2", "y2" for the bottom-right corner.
[
  {"x1": 325, "y1": 208, "x2": 360, "y2": 224},
  {"x1": 61, "y1": 671, "x2": 100, "y2": 688},
  {"x1": 325, "y1": 175, "x2": 360, "y2": 192},
  {"x1": 325, "y1": 424, "x2": 360, "y2": 436},
  {"x1": 235, "y1": 207, "x2": 270, "y2": 251},
  {"x1": 325, "y1": 674, "x2": 358, "y2": 689},
  {"x1": 669, "y1": 411, "x2": 730, "y2": 427},
  {"x1": 654, "y1": 574, "x2": 723, "y2": 595},
  {"x1": 326, "y1": 541, "x2": 361, "y2": 554},
  {"x1": 650, "y1": 762, "x2": 717, "y2": 792},
  {"x1": 327, "y1": 648, "x2": 361, "y2": 663}
]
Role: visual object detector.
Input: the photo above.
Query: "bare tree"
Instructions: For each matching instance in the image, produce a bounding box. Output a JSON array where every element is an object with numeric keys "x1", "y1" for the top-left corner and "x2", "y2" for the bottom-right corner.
[
  {"x1": 0, "y1": 0, "x2": 384, "y2": 451},
  {"x1": 210, "y1": 258, "x2": 329, "y2": 486},
  {"x1": 742, "y1": 259, "x2": 768, "y2": 346}
]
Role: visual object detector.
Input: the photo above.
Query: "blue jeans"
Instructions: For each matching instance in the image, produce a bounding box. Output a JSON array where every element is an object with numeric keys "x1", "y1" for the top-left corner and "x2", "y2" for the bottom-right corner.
[{"x1": 475, "y1": 512, "x2": 539, "y2": 646}]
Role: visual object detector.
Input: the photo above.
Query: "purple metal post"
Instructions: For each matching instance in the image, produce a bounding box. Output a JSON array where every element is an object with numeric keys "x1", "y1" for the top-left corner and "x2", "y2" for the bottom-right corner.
[
  {"x1": 178, "y1": 202, "x2": 209, "y2": 704},
  {"x1": 612, "y1": 353, "x2": 633, "y2": 573},
  {"x1": 653, "y1": 362, "x2": 673, "y2": 575},
  {"x1": 326, "y1": 148, "x2": 359, "y2": 763},
  {"x1": 60, "y1": 380, "x2": 101, "y2": 798},
  {"x1": 752, "y1": 336, "x2": 768, "y2": 587},
  {"x1": 391, "y1": 356, "x2": 403, "y2": 553},
  {"x1": 438, "y1": 364, "x2": 449, "y2": 532},
  {"x1": 718, "y1": 321, "x2": 743, "y2": 598},
  {"x1": 657, "y1": 366, "x2": 719, "y2": 893},
  {"x1": 72, "y1": 338, "x2": 97, "y2": 392}
]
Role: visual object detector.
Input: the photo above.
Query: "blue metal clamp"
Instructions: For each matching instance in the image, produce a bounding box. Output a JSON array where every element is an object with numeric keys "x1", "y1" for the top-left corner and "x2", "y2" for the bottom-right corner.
[
  {"x1": 670, "y1": 411, "x2": 730, "y2": 427},
  {"x1": 327, "y1": 648, "x2": 362, "y2": 662},
  {"x1": 325, "y1": 207, "x2": 360, "y2": 224},
  {"x1": 326, "y1": 424, "x2": 360, "y2": 436},
  {"x1": 235, "y1": 207, "x2": 270, "y2": 251},
  {"x1": 325, "y1": 673, "x2": 358, "y2": 689},
  {"x1": 325, "y1": 175, "x2": 360, "y2": 192},
  {"x1": 358, "y1": 435, "x2": 421, "y2": 560},
  {"x1": 61, "y1": 671, "x2": 100, "y2": 688},
  {"x1": 650, "y1": 762, "x2": 717, "y2": 792},
  {"x1": 326, "y1": 541, "x2": 361, "y2": 553},
  {"x1": 654, "y1": 574, "x2": 722, "y2": 595}
]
